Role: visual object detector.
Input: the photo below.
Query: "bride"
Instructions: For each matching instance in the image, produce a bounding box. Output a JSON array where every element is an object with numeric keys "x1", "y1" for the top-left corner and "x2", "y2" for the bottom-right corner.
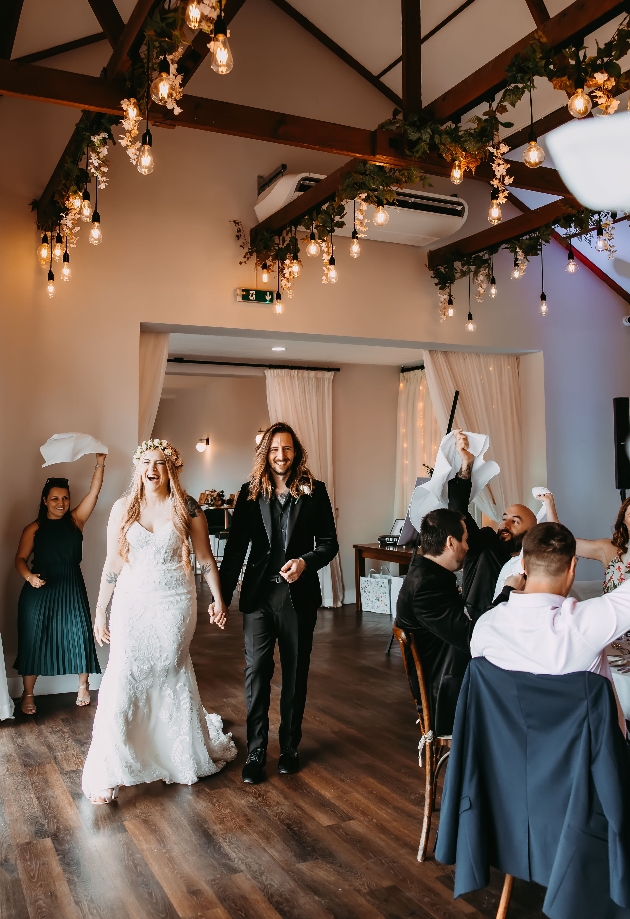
[{"x1": 82, "y1": 439, "x2": 236, "y2": 804}]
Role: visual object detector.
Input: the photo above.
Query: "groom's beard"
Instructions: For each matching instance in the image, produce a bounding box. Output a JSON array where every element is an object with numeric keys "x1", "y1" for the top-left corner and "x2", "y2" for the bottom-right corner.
[{"x1": 498, "y1": 529, "x2": 524, "y2": 556}]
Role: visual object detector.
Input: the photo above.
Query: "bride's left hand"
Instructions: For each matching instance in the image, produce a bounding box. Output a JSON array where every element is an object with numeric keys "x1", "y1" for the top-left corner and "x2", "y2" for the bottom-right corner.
[{"x1": 209, "y1": 601, "x2": 228, "y2": 630}]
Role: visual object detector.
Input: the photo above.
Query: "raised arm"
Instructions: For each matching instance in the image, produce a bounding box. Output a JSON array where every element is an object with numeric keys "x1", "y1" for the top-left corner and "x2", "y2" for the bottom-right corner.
[
  {"x1": 72, "y1": 454, "x2": 107, "y2": 529},
  {"x1": 538, "y1": 492, "x2": 615, "y2": 567},
  {"x1": 15, "y1": 522, "x2": 45, "y2": 587},
  {"x1": 188, "y1": 507, "x2": 228, "y2": 630},
  {"x1": 93, "y1": 498, "x2": 125, "y2": 646}
]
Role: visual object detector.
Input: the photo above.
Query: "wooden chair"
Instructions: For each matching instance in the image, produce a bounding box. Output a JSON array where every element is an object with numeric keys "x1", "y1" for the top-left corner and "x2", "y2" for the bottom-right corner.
[{"x1": 392, "y1": 626, "x2": 451, "y2": 861}]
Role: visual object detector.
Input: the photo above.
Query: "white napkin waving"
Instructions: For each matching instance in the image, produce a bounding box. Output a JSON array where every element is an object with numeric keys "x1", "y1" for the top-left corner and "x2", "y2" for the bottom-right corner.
[
  {"x1": 494, "y1": 553, "x2": 524, "y2": 600},
  {"x1": 532, "y1": 486, "x2": 550, "y2": 523},
  {"x1": 409, "y1": 431, "x2": 500, "y2": 532},
  {"x1": 40, "y1": 433, "x2": 108, "y2": 468}
]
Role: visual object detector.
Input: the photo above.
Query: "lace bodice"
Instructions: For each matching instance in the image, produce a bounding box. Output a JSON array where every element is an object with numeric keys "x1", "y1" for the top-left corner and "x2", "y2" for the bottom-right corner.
[
  {"x1": 604, "y1": 549, "x2": 630, "y2": 594},
  {"x1": 122, "y1": 521, "x2": 191, "y2": 591}
]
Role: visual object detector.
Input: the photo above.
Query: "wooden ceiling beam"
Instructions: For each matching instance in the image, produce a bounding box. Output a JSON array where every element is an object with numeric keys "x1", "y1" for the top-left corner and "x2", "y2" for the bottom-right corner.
[
  {"x1": 427, "y1": 0, "x2": 628, "y2": 122},
  {"x1": 87, "y1": 0, "x2": 125, "y2": 48},
  {"x1": 401, "y1": 0, "x2": 422, "y2": 117},
  {"x1": 0, "y1": 0, "x2": 24, "y2": 59},
  {"x1": 105, "y1": 0, "x2": 158, "y2": 79},
  {"x1": 426, "y1": 198, "x2": 574, "y2": 269},
  {"x1": 523, "y1": 0, "x2": 550, "y2": 28},
  {"x1": 266, "y1": 0, "x2": 401, "y2": 108},
  {"x1": 14, "y1": 33, "x2": 107, "y2": 65}
]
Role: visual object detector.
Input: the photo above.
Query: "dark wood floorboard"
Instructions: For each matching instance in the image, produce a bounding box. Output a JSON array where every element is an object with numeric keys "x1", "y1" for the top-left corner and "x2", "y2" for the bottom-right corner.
[{"x1": 0, "y1": 584, "x2": 546, "y2": 919}]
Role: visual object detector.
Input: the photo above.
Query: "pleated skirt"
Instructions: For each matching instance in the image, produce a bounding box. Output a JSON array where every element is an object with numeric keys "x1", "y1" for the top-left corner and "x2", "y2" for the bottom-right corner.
[{"x1": 14, "y1": 566, "x2": 101, "y2": 676}]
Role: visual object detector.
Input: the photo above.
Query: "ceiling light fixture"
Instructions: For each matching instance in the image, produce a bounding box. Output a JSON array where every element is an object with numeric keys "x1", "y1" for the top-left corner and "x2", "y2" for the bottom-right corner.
[
  {"x1": 450, "y1": 160, "x2": 464, "y2": 185},
  {"x1": 150, "y1": 56, "x2": 176, "y2": 106},
  {"x1": 210, "y1": 0, "x2": 234, "y2": 74},
  {"x1": 272, "y1": 346, "x2": 286, "y2": 351},
  {"x1": 566, "y1": 241, "x2": 578, "y2": 273},
  {"x1": 37, "y1": 232, "x2": 49, "y2": 266},
  {"x1": 138, "y1": 51, "x2": 154, "y2": 175},
  {"x1": 306, "y1": 220, "x2": 320, "y2": 257},
  {"x1": 373, "y1": 204, "x2": 389, "y2": 227},
  {"x1": 488, "y1": 188, "x2": 502, "y2": 225},
  {"x1": 274, "y1": 258, "x2": 283, "y2": 314},
  {"x1": 522, "y1": 79, "x2": 546, "y2": 168},
  {"x1": 539, "y1": 245, "x2": 548, "y2": 316},
  {"x1": 465, "y1": 274, "x2": 476, "y2": 332}
]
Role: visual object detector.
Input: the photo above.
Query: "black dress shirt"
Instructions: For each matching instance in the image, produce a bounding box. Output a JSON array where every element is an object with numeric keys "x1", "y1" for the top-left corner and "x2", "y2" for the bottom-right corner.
[{"x1": 266, "y1": 491, "x2": 292, "y2": 578}]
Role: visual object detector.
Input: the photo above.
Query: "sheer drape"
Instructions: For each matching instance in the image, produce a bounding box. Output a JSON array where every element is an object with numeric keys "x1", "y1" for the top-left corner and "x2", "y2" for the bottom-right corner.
[
  {"x1": 265, "y1": 369, "x2": 344, "y2": 607},
  {"x1": 138, "y1": 331, "x2": 169, "y2": 442},
  {"x1": 394, "y1": 369, "x2": 441, "y2": 518},
  {"x1": 423, "y1": 350, "x2": 522, "y2": 521}
]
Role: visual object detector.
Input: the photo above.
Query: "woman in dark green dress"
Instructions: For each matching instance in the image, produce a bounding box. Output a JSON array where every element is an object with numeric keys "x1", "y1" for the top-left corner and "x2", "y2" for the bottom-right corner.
[{"x1": 14, "y1": 456, "x2": 106, "y2": 714}]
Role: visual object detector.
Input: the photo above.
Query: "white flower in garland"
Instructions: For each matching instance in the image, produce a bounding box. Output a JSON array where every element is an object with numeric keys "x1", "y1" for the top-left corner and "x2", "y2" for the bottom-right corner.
[
  {"x1": 488, "y1": 142, "x2": 513, "y2": 205},
  {"x1": 119, "y1": 98, "x2": 143, "y2": 165},
  {"x1": 354, "y1": 194, "x2": 369, "y2": 238},
  {"x1": 88, "y1": 133, "x2": 110, "y2": 189},
  {"x1": 164, "y1": 47, "x2": 185, "y2": 116}
]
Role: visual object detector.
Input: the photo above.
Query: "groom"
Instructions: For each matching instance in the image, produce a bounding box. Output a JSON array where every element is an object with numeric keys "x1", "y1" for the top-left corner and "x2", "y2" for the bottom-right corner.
[{"x1": 218, "y1": 422, "x2": 339, "y2": 784}]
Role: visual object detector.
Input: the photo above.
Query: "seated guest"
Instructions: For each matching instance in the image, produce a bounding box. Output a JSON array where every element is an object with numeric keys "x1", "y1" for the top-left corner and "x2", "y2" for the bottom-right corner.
[
  {"x1": 449, "y1": 431, "x2": 538, "y2": 620},
  {"x1": 471, "y1": 522, "x2": 630, "y2": 731},
  {"x1": 395, "y1": 508, "x2": 472, "y2": 736}
]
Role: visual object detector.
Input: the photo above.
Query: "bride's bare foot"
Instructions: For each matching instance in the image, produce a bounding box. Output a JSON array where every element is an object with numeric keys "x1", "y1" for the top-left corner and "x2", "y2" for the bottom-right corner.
[
  {"x1": 20, "y1": 693, "x2": 36, "y2": 715},
  {"x1": 77, "y1": 681, "x2": 91, "y2": 706},
  {"x1": 89, "y1": 787, "x2": 119, "y2": 804}
]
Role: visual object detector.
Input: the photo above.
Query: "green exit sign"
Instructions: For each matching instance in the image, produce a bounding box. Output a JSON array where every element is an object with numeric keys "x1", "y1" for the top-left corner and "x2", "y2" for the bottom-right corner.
[{"x1": 235, "y1": 288, "x2": 274, "y2": 304}]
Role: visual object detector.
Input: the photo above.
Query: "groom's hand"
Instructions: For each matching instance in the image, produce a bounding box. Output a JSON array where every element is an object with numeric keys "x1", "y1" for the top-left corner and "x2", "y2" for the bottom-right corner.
[
  {"x1": 208, "y1": 601, "x2": 228, "y2": 629},
  {"x1": 280, "y1": 558, "x2": 306, "y2": 583}
]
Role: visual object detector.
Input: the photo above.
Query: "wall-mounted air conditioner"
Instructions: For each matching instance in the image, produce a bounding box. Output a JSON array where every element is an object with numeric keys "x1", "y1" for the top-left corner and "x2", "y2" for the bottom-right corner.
[{"x1": 254, "y1": 172, "x2": 468, "y2": 247}]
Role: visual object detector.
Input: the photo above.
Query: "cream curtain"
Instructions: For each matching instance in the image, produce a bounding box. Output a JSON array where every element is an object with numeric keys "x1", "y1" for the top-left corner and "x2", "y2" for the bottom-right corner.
[
  {"x1": 138, "y1": 331, "x2": 169, "y2": 442},
  {"x1": 265, "y1": 368, "x2": 344, "y2": 607},
  {"x1": 394, "y1": 368, "x2": 441, "y2": 519},
  {"x1": 423, "y1": 350, "x2": 522, "y2": 521}
]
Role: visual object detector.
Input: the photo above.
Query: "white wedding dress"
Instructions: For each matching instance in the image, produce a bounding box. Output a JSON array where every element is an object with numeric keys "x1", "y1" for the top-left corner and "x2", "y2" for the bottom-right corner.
[{"x1": 82, "y1": 520, "x2": 236, "y2": 798}]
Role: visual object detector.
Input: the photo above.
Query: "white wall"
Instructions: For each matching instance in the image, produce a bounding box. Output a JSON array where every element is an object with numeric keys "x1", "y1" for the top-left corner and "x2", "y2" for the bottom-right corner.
[{"x1": 520, "y1": 351, "x2": 547, "y2": 513}]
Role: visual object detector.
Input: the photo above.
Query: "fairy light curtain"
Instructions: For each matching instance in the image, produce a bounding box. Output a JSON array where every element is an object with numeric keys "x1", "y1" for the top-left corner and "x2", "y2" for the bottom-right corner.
[
  {"x1": 394, "y1": 368, "x2": 441, "y2": 519},
  {"x1": 423, "y1": 350, "x2": 522, "y2": 522}
]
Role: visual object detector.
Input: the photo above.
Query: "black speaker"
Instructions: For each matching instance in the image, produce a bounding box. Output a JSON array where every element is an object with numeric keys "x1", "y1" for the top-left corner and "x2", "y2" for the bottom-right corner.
[{"x1": 613, "y1": 397, "x2": 630, "y2": 491}]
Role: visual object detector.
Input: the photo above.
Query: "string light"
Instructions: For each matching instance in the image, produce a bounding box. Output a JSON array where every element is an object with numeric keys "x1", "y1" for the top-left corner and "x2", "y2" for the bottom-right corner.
[
  {"x1": 373, "y1": 204, "x2": 389, "y2": 227},
  {"x1": 52, "y1": 229, "x2": 63, "y2": 261},
  {"x1": 450, "y1": 160, "x2": 464, "y2": 185},
  {"x1": 566, "y1": 242, "x2": 578, "y2": 273},
  {"x1": 465, "y1": 274, "x2": 476, "y2": 331},
  {"x1": 150, "y1": 57, "x2": 176, "y2": 106},
  {"x1": 261, "y1": 261, "x2": 270, "y2": 283},
  {"x1": 89, "y1": 183, "x2": 102, "y2": 245},
  {"x1": 306, "y1": 220, "x2": 320, "y2": 257},
  {"x1": 595, "y1": 216, "x2": 606, "y2": 251},
  {"x1": 138, "y1": 51, "x2": 154, "y2": 175},
  {"x1": 210, "y1": 1, "x2": 234, "y2": 74},
  {"x1": 350, "y1": 201, "x2": 361, "y2": 257},
  {"x1": 539, "y1": 245, "x2": 548, "y2": 316},
  {"x1": 37, "y1": 233, "x2": 49, "y2": 266},
  {"x1": 567, "y1": 82, "x2": 592, "y2": 118},
  {"x1": 488, "y1": 188, "x2": 502, "y2": 225},
  {"x1": 61, "y1": 238, "x2": 71, "y2": 281},
  {"x1": 522, "y1": 80, "x2": 545, "y2": 168}
]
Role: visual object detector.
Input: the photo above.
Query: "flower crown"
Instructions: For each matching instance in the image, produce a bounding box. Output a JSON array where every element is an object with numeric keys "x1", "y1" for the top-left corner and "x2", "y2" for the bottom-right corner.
[{"x1": 133, "y1": 438, "x2": 184, "y2": 468}]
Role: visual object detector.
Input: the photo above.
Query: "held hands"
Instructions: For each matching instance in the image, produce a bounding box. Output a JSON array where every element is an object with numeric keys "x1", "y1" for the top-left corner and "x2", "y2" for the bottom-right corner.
[
  {"x1": 280, "y1": 558, "x2": 306, "y2": 583},
  {"x1": 28, "y1": 574, "x2": 46, "y2": 588},
  {"x1": 208, "y1": 601, "x2": 228, "y2": 630},
  {"x1": 94, "y1": 610, "x2": 110, "y2": 646}
]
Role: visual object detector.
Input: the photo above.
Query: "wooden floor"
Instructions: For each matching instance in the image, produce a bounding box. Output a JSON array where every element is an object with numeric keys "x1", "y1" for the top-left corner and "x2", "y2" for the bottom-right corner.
[{"x1": 0, "y1": 586, "x2": 546, "y2": 919}]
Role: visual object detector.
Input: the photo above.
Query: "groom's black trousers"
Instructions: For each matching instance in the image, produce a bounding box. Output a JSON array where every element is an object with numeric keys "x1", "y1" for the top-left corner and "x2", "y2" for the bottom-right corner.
[{"x1": 243, "y1": 580, "x2": 317, "y2": 753}]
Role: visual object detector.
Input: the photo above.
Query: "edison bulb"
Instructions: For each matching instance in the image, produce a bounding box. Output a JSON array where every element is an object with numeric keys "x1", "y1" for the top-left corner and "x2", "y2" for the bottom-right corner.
[
  {"x1": 489, "y1": 276, "x2": 497, "y2": 298},
  {"x1": 566, "y1": 251, "x2": 578, "y2": 273},
  {"x1": 539, "y1": 293, "x2": 548, "y2": 316},
  {"x1": 488, "y1": 200, "x2": 502, "y2": 225},
  {"x1": 373, "y1": 205, "x2": 389, "y2": 227},
  {"x1": 186, "y1": 0, "x2": 202, "y2": 29},
  {"x1": 80, "y1": 191, "x2": 92, "y2": 221},
  {"x1": 37, "y1": 234, "x2": 49, "y2": 266},
  {"x1": 567, "y1": 87, "x2": 592, "y2": 118},
  {"x1": 306, "y1": 233, "x2": 320, "y2": 257},
  {"x1": 595, "y1": 230, "x2": 606, "y2": 252},
  {"x1": 450, "y1": 161, "x2": 464, "y2": 185},
  {"x1": 327, "y1": 257, "x2": 338, "y2": 283},
  {"x1": 47, "y1": 270, "x2": 55, "y2": 298},
  {"x1": 67, "y1": 191, "x2": 82, "y2": 211},
  {"x1": 511, "y1": 262, "x2": 521, "y2": 279},
  {"x1": 465, "y1": 313, "x2": 476, "y2": 332},
  {"x1": 89, "y1": 213, "x2": 102, "y2": 246},
  {"x1": 151, "y1": 61, "x2": 175, "y2": 105},
  {"x1": 53, "y1": 233, "x2": 63, "y2": 261},
  {"x1": 125, "y1": 98, "x2": 140, "y2": 121},
  {"x1": 522, "y1": 140, "x2": 546, "y2": 168},
  {"x1": 350, "y1": 232, "x2": 361, "y2": 258},
  {"x1": 261, "y1": 262, "x2": 270, "y2": 283},
  {"x1": 210, "y1": 33, "x2": 233, "y2": 74},
  {"x1": 61, "y1": 253, "x2": 71, "y2": 281},
  {"x1": 291, "y1": 259, "x2": 301, "y2": 278},
  {"x1": 447, "y1": 296, "x2": 454, "y2": 317},
  {"x1": 137, "y1": 131, "x2": 154, "y2": 175},
  {"x1": 273, "y1": 294, "x2": 283, "y2": 314}
]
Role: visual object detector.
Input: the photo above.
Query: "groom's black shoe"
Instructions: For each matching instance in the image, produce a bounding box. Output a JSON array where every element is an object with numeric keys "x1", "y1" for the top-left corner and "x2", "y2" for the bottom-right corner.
[
  {"x1": 242, "y1": 748, "x2": 266, "y2": 784},
  {"x1": 278, "y1": 748, "x2": 300, "y2": 775}
]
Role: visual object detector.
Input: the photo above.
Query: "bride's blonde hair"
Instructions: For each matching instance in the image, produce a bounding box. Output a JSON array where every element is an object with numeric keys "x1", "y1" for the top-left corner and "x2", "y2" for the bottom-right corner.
[{"x1": 119, "y1": 442, "x2": 192, "y2": 570}]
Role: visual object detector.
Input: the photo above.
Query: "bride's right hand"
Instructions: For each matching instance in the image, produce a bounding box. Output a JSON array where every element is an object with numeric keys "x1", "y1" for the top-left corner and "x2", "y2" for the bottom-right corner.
[{"x1": 94, "y1": 610, "x2": 110, "y2": 646}]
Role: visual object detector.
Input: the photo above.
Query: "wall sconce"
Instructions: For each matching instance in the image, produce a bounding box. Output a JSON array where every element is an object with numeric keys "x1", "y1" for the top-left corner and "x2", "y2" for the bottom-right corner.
[
  {"x1": 255, "y1": 429, "x2": 265, "y2": 445},
  {"x1": 196, "y1": 437, "x2": 209, "y2": 453}
]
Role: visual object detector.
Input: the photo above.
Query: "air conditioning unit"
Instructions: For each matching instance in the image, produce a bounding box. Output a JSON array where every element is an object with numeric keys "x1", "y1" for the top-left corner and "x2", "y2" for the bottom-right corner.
[{"x1": 254, "y1": 172, "x2": 468, "y2": 247}]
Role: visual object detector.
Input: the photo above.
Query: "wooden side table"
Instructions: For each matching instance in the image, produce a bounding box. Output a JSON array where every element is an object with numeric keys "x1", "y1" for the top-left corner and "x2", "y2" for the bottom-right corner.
[{"x1": 353, "y1": 542, "x2": 413, "y2": 611}]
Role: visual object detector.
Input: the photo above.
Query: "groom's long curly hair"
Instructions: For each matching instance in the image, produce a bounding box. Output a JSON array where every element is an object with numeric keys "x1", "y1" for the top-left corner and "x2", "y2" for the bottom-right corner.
[{"x1": 248, "y1": 422, "x2": 314, "y2": 502}]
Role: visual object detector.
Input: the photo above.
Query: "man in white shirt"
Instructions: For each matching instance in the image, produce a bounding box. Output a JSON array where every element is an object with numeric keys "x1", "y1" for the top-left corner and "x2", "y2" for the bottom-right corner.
[{"x1": 471, "y1": 522, "x2": 630, "y2": 731}]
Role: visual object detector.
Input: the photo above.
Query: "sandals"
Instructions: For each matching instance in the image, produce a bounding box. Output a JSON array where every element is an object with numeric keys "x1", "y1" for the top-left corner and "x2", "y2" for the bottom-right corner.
[
  {"x1": 89, "y1": 786, "x2": 119, "y2": 805},
  {"x1": 20, "y1": 693, "x2": 36, "y2": 715},
  {"x1": 76, "y1": 682, "x2": 91, "y2": 707}
]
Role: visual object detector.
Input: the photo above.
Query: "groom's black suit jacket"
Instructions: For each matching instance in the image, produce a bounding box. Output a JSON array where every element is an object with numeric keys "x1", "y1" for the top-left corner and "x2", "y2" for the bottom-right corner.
[{"x1": 219, "y1": 479, "x2": 339, "y2": 615}]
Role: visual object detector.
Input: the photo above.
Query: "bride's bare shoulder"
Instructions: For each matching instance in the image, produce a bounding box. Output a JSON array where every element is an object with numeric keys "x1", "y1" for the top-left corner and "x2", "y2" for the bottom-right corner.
[{"x1": 108, "y1": 497, "x2": 128, "y2": 523}]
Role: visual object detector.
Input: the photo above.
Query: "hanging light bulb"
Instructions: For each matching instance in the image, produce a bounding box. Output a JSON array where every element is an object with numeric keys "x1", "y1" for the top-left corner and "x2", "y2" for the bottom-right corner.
[
  {"x1": 151, "y1": 57, "x2": 176, "y2": 106},
  {"x1": 61, "y1": 251, "x2": 71, "y2": 281},
  {"x1": 186, "y1": 0, "x2": 202, "y2": 29},
  {"x1": 488, "y1": 189, "x2": 502, "y2": 225},
  {"x1": 595, "y1": 217, "x2": 606, "y2": 251},
  {"x1": 89, "y1": 210, "x2": 102, "y2": 246},
  {"x1": 450, "y1": 160, "x2": 464, "y2": 185},
  {"x1": 80, "y1": 188, "x2": 92, "y2": 221},
  {"x1": 67, "y1": 191, "x2": 82, "y2": 211},
  {"x1": 511, "y1": 254, "x2": 521, "y2": 279},
  {"x1": 447, "y1": 293, "x2": 455, "y2": 317},
  {"x1": 52, "y1": 231, "x2": 63, "y2": 261},
  {"x1": 37, "y1": 233, "x2": 49, "y2": 266},
  {"x1": 306, "y1": 230, "x2": 320, "y2": 257},
  {"x1": 125, "y1": 98, "x2": 140, "y2": 121},
  {"x1": 567, "y1": 85, "x2": 592, "y2": 119},
  {"x1": 210, "y1": 3, "x2": 234, "y2": 74},
  {"x1": 523, "y1": 136, "x2": 546, "y2": 167},
  {"x1": 350, "y1": 229, "x2": 361, "y2": 258},
  {"x1": 47, "y1": 268, "x2": 55, "y2": 298},
  {"x1": 465, "y1": 311, "x2": 476, "y2": 332},
  {"x1": 137, "y1": 128, "x2": 154, "y2": 175},
  {"x1": 291, "y1": 257, "x2": 301, "y2": 278},
  {"x1": 274, "y1": 292, "x2": 283, "y2": 314},
  {"x1": 489, "y1": 276, "x2": 497, "y2": 298},
  {"x1": 327, "y1": 255, "x2": 338, "y2": 283},
  {"x1": 539, "y1": 292, "x2": 548, "y2": 316},
  {"x1": 373, "y1": 205, "x2": 389, "y2": 227},
  {"x1": 566, "y1": 245, "x2": 578, "y2": 273},
  {"x1": 261, "y1": 261, "x2": 270, "y2": 283}
]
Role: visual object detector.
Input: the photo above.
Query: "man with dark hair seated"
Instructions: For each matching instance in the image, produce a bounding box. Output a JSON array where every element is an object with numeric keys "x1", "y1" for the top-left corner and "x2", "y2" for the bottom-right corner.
[
  {"x1": 395, "y1": 508, "x2": 473, "y2": 736},
  {"x1": 472, "y1": 521, "x2": 630, "y2": 731}
]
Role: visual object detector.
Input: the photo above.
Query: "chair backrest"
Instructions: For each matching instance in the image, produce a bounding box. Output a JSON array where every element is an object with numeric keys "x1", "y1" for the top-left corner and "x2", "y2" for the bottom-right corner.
[{"x1": 392, "y1": 625, "x2": 433, "y2": 737}]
